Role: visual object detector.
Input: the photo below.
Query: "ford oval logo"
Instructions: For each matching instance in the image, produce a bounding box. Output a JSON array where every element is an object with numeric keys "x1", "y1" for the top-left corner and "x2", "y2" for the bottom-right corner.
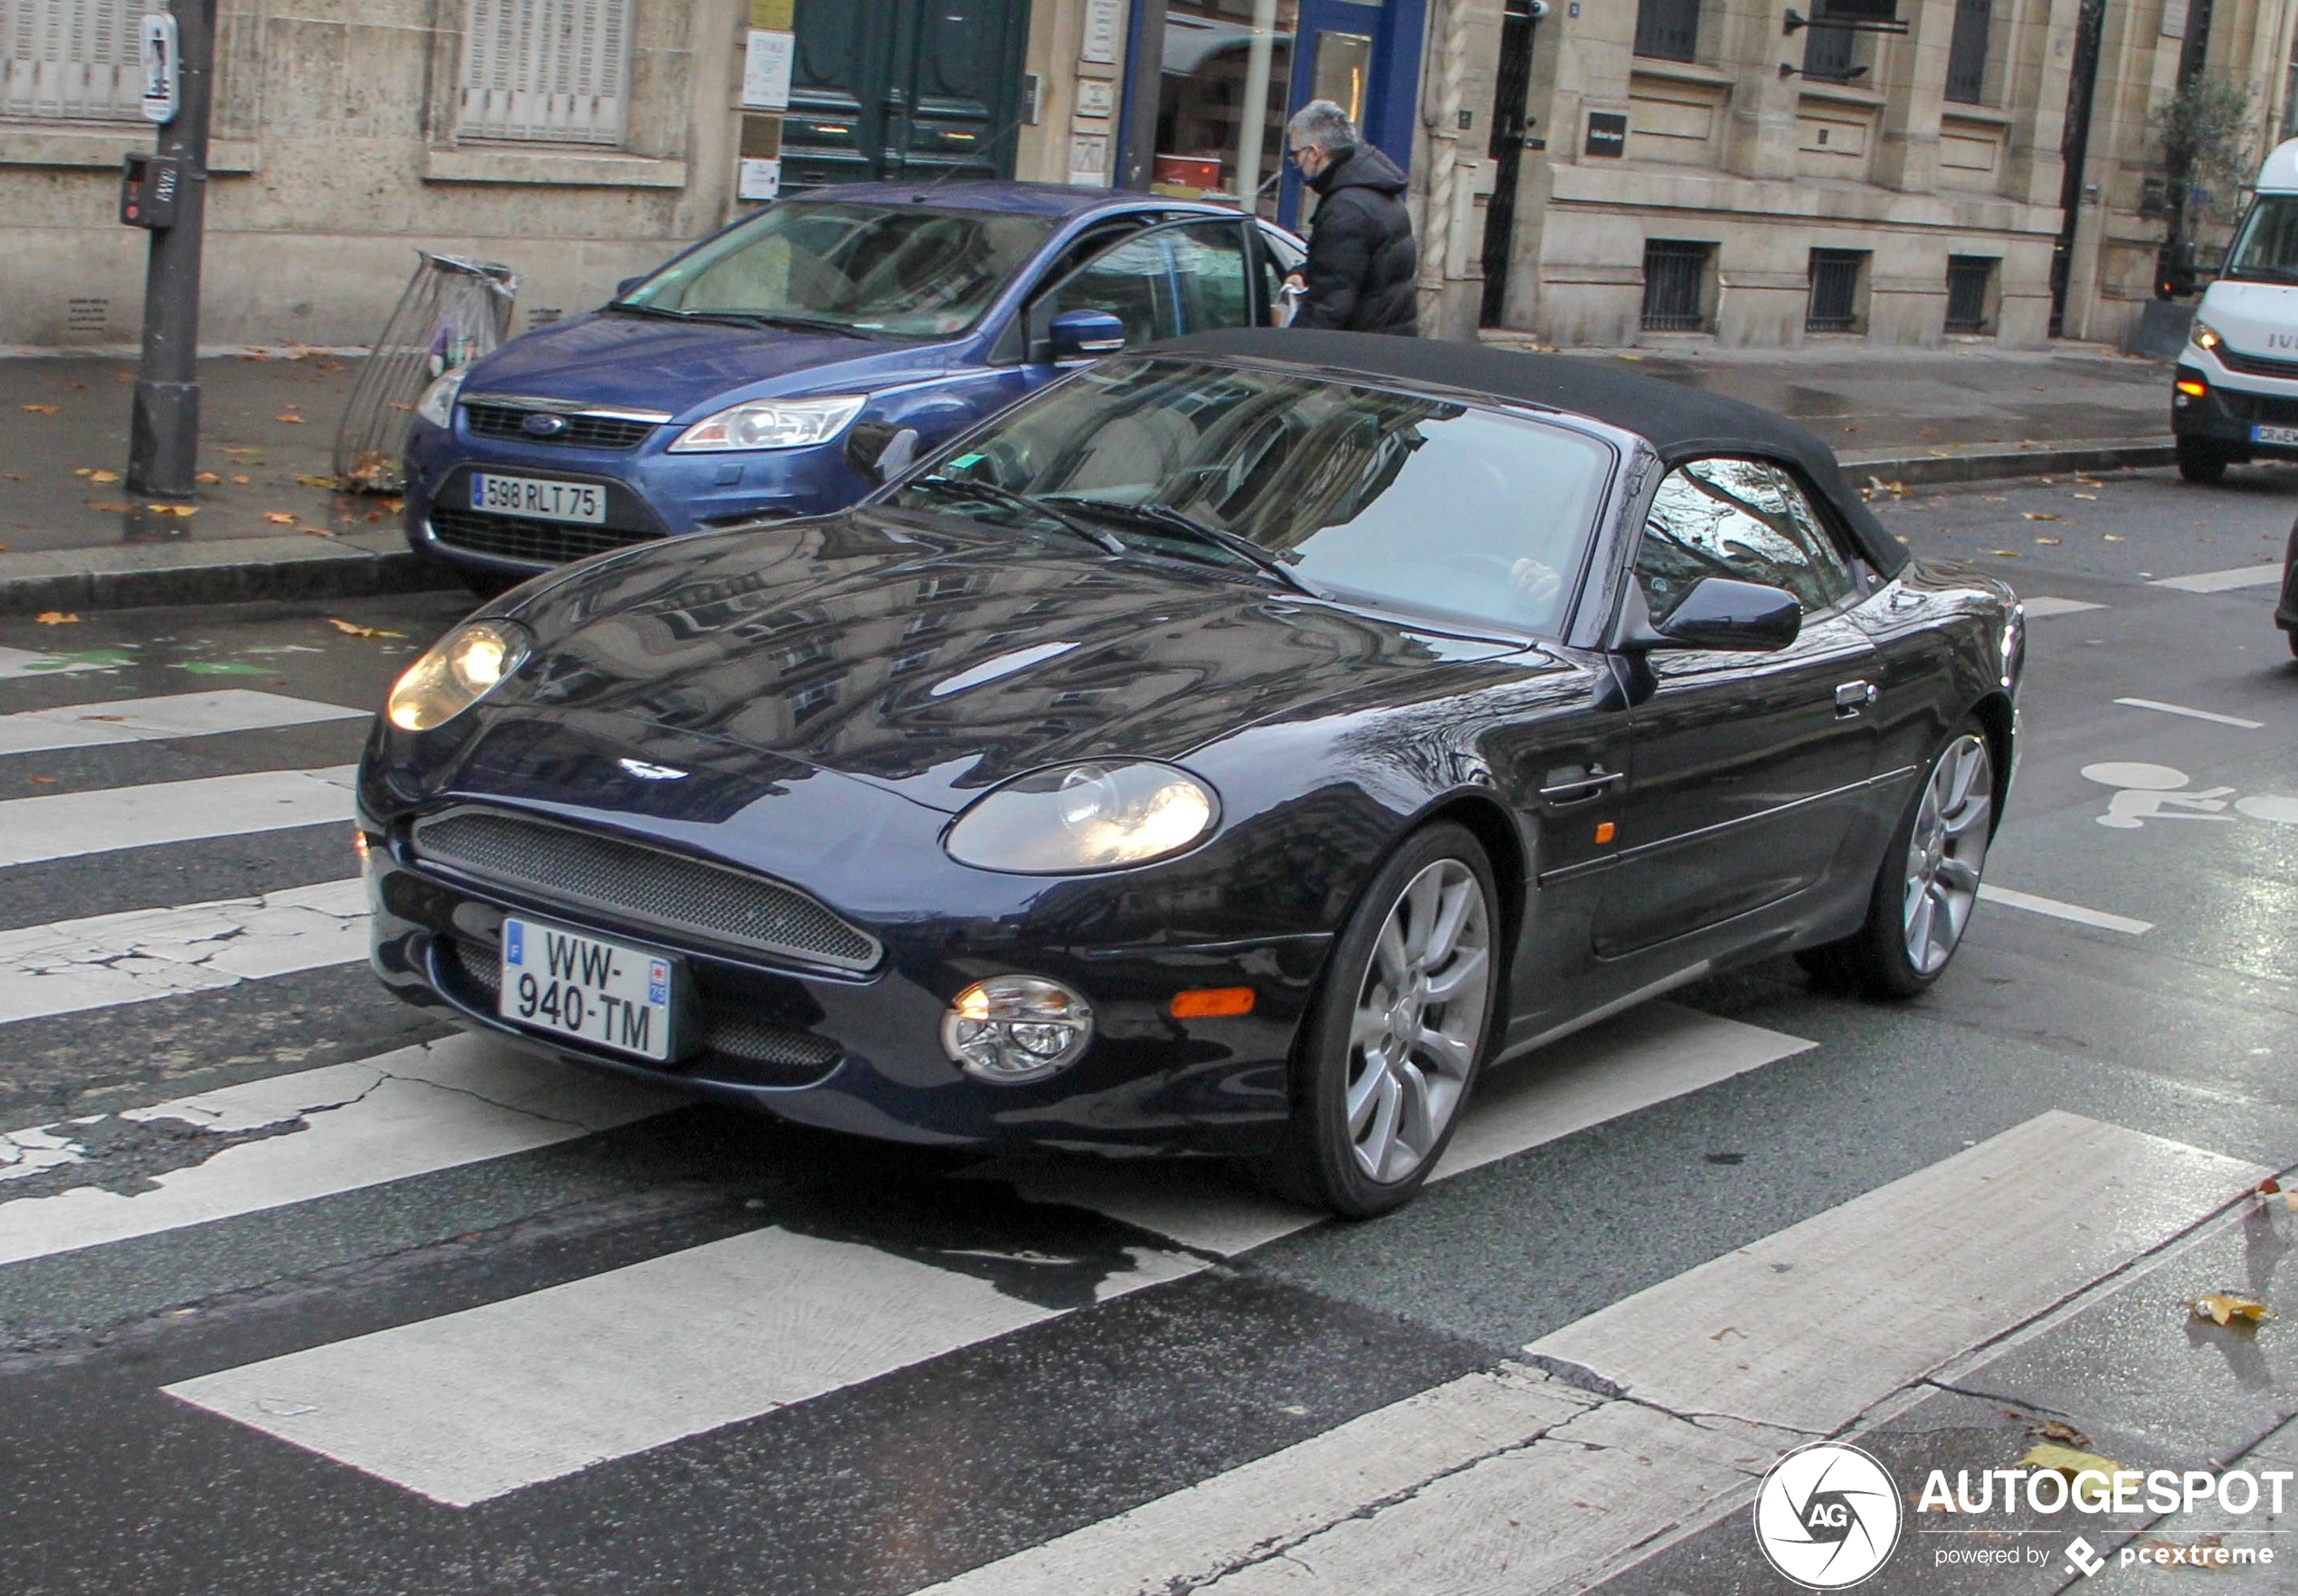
[{"x1": 522, "y1": 412, "x2": 569, "y2": 437}]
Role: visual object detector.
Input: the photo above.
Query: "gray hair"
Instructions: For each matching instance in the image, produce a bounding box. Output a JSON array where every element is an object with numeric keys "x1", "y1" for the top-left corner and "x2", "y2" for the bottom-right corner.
[{"x1": 1287, "y1": 100, "x2": 1358, "y2": 156}]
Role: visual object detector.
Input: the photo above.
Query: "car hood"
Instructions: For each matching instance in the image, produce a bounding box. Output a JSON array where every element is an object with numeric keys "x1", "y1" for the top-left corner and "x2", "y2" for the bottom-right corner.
[
  {"x1": 481, "y1": 512, "x2": 1534, "y2": 812},
  {"x1": 460, "y1": 312, "x2": 956, "y2": 418}
]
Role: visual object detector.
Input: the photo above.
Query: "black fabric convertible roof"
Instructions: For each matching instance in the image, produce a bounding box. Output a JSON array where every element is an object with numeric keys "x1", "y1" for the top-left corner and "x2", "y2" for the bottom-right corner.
[{"x1": 1161, "y1": 328, "x2": 1908, "y2": 577}]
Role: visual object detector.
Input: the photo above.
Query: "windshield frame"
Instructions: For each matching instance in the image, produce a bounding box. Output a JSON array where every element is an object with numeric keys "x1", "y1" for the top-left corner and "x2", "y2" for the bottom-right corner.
[
  {"x1": 2220, "y1": 194, "x2": 2298, "y2": 283},
  {"x1": 872, "y1": 354, "x2": 1628, "y2": 641}
]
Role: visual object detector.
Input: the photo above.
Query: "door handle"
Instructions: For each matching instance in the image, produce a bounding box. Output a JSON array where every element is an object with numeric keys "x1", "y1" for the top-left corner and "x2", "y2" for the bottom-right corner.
[
  {"x1": 1540, "y1": 766, "x2": 1624, "y2": 805},
  {"x1": 1835, "y1": 679, "x2": 1878, "y2": 717}
]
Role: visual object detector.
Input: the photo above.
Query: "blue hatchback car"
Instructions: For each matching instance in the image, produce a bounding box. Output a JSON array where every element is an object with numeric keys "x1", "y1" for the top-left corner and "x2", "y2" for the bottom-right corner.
[{"x1": 403, "y1": 181, "x2": 1306, "y2": 590}]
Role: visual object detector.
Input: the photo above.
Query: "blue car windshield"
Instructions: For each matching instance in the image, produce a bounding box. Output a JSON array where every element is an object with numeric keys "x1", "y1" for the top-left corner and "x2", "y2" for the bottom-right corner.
[
  {"x1": 888, "y1": 356, "x2": 1614, "y2": 636},
  {"x1": 616, "y1": 203, "x2": 1057, "y2": 336}
]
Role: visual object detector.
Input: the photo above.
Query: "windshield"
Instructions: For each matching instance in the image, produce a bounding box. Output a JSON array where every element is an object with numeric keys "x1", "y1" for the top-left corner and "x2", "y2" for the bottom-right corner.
[
  {"x1": 885, "y1": 357, "x2": 1614, "y2": 634},
  {"x1": 2224, "y1": 195, "x2": 2298, "y2": 282},
  {"x1": 616, "y1": 203, "x2": 1056, "y2": 336}
]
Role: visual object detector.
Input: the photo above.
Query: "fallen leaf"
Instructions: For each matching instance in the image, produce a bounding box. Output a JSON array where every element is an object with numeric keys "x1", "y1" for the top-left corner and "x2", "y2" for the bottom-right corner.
[
  {"x1": 1616, "y1": 353, "x2": 1645, "y2": 362},
  {"x1": 300, "y1": 527, "x2": 334, "y2": 537},
  {"x1": 2035, "y1": 537, "x2": 2061, "y2": 546},
  {"x1": 71, "y1": 467, "x2": 91, "y2": 477},
  {"x1": 0, "y1": 471, "x2": 21, "y2": 480},
  {"x1": 1980, "y1": 494, "x2": 2008, "y2": 502},
  {"x1": 1927, "y1": 448, "x2": 1951, "y2": 457},
  {"x1": 2103, "y1": 534, "x2": 2126, "y2": 542},
  {"x1": 231, "y1": 474, "x2": 251, "y2": 485},
  {"x1": 172, "y1": 660, "x2": 271, "y2": 676},
  {"x1": 2023, "y1": 512, "x2": 2062, "y2": 522},
  {"x1": 2018, "y1": 1443, "x2": 2124, "y2": 1482},
  {"x1": 295, "y1": 474, "x2": 338, "y2": 489},
  {"x1": 20, "y1": 403, "x2": 58, "y2": 414},
  {"x1": 146, "y1": 503, "x2": 197, "y2": 518},
  {"x1": 327, "y1": 618, "x2": 404, "y2": 639},
  {"x1": 85, "y1": 500, "x2": 135, "y2": 512},
  {"x1": 194, "y1": 470, "x2": 222, "y2": 485},
  {"x1": 380, "y1": 498, "x2": 405, "y2": 513},
  {"x1": 34, "y1": 612, "x2": 80, "y2": 625},
  {"x1": 1986, "y1": 549, "x2": 2021, "y2": 558},
  {"x1": 385, "y1": 400, "x2": 415, "y2": 412},
  {"x1": 263, "y1": 511, "x2": 298, "y2": 525},
  {"x1": 2193, "y1": 1293, "x2": 2274, "y2": 1326},
  {"x1": 2072, "y1": 492, "x2": 2098, "y2": 500},
  {"x1": 87, "y1": 469, "x2": 119, "y2": 483},
  {"x1": 220, "y1": 445, "x2": 263, "y2": 456},
  {"x1": 2029, "y1": 1419, "x2": 2092, "y2": 1448},
  {"x1": 26, "y1": 774, "x2": 57, "y2": 784},
  {"x1": 2262, "y1": 1178, "x2": 2284, "y2": 1196},
  {"x1": 274, "y1": 413, "x2": 307, "y2": 424}
]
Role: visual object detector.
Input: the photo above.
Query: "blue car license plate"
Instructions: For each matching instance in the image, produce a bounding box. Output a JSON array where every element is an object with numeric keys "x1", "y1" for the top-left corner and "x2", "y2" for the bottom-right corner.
[
  {"x1": 499, "y1": 917, "x2": 674, "y2": 1061},
  {"x1": 470, "y1": 472, "x2": 606, "y2": 524}
]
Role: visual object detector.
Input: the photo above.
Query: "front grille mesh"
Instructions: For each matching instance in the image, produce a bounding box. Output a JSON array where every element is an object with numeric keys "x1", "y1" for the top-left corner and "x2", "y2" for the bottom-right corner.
[
  {"x1": 2215, "y1": 347, "x2": 2298, "y2": 382},
  {"x1": 413, "y1": 810, "x2": 880, "y2": 971},
  {"x1": 431, "y1": 504, "x2": 664, "y2": 565},
  {"x1": 464, "y1": 404, "x2": 657, "y2": 451}
]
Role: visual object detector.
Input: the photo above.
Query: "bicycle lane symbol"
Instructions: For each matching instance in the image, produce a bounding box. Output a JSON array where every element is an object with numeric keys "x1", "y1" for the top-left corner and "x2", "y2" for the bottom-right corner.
[{"x1": 2083, "y1": 762, "x2": 2298, "y2": 830}]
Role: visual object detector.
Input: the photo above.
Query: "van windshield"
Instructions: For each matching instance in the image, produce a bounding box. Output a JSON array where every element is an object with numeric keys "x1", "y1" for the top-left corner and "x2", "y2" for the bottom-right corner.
[{"x1": 2224, "y1": 195, "x2": 2298, "y2": 283}]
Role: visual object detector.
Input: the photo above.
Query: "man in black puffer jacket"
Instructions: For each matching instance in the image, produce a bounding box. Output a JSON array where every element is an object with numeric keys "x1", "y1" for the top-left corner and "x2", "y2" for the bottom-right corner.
[{"x1": 1282, "y1": 100, "x2": 1418, "y2": 337}]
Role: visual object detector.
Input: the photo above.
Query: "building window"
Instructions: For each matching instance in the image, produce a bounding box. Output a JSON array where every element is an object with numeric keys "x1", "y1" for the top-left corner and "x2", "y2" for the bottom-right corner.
[
  {"x1": 0, "y1": 0, "x2": 142, "y2": 122},
  {"x1": 1944, "y1": 255, "x2": 1998, "y2": 335},
  {"x1": 1634, "y1": 0, "x2": 1701, "y2": 63},
  {"x1": 460, "y1": 0, "x2": 632, "y2": 147},
  {"x1": 1801, "y1": 15, "x2": 1862, "y2": 83},
  {"x1": 1944, "y1": 0, "x2": 1990, "y2": 103},
  {"x1": 1642, "y1": 240, "x2": 1714, "y2": 332},
  {"x1": 1806, "y1": 249, "x2": 1868, "y2": 333}
]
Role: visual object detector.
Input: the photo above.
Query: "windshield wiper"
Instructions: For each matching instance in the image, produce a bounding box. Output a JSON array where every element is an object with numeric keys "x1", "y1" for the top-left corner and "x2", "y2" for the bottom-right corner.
[
  {"x1": 601, "y1": 302, "x2": 869, "y2": 338},
  {"x1": 603, "y1": 299, "x2": 689, "y2": 321},
  {"x1": 1045, "y1": 497, "x2": 1326, "y2": 597},
  {"x1": 907, "y1": 478, "x2": 1126, "y2": 554}
]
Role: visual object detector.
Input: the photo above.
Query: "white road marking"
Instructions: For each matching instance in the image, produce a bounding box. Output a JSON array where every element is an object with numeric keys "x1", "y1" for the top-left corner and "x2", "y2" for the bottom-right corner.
[
  {"x1": 0, "y1": 646, "x2": 113, "y2": 679},
  {"x1": 166, "y1": 1226, "x2": 1203, "y2": 1507},
  {"x1": 2151, "y1": 563, "x2": 2285, "y2": 594},
  {"x1": 1977, "y1": 883, "x2": 2154, "y2": 935},
  {"x1": 923, "y1": 1114, "x2": 2266, "y2": 1595},
  {"x1": 0, "y1": 765, "x2": 358, "y2": 867},
  {"x1": 2021, "y1": 596, "x2": 2106, "y2": 617},
  {"x1": 0, "y1": 689, "x2": 366, "y2": 756},
  {"x1": 976, "y1": 1003, "x2": 1813, "y2": 1258},
  {"x1": 2113, "y1": 697, "x2": 2265, "y2": 729},
  {"x1": 0, "y1": 878, "x2": 367, "y2": 1026},
  {"x1": 0, "y1": 1035, "x2": 679, "y2": 1268}
]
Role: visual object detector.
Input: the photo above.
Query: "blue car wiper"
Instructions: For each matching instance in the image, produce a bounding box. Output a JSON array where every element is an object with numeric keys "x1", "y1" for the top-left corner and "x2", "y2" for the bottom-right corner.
[{"x1": 603, "y1": 302, "x2": 869, "y2": 338}]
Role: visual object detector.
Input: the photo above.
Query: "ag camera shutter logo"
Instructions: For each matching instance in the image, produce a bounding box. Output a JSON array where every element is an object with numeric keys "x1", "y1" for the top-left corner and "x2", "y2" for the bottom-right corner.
[{"x1": 1752, "y1": 1442, "x2": 1904, "y2": 1589}]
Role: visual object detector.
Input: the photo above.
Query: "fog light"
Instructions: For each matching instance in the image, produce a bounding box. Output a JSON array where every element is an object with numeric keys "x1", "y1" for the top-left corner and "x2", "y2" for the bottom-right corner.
[{"x1": 941, "y1": 974, "x2": 1095, "y2": 1082}]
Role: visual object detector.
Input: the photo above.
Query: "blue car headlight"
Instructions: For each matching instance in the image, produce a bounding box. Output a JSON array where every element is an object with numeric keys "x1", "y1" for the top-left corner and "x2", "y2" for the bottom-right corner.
[
  {"x1": 385, "y1": 618, "x2": 532, "y2": 732},
  {"x1": 415, "y1": 368, "x2": 468, "y2": 429},
  {"x1": 669, "y1": 394, "x2": 867, "y2": 452},
  {"x1": 944, "y1": 760, "x2": 1220, "y2": 873}
]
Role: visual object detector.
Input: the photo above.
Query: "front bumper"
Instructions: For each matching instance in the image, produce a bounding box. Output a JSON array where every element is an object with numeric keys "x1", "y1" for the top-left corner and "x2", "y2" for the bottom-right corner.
[
  {"x1": 361, "y1": 818, "x2": 1327, "y2": 1158},
  {"x1": 2170, "y1": 355, "x2": 2298, "y2": 458}
]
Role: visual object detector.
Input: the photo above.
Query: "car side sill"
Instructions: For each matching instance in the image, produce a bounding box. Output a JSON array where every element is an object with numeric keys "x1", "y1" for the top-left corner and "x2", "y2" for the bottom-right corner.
[{"x1": 1490, "y1": 959, "x2": 1714, "y2": 1068}]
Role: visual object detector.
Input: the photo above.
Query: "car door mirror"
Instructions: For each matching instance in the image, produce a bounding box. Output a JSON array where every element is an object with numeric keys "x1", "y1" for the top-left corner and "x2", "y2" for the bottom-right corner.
[
  {"x1": 843, "y1": 422, "x2": 921, "y2": 486},
  {"x1": 1046, "y1": 309, "x2": 1127, "y2": 363},
  {"x1": 1625, "y1": 577, "x2": 1803, "y2": 653},
  {"x1": 612, "y1": 274, "x2": 648, "y2": 300}
]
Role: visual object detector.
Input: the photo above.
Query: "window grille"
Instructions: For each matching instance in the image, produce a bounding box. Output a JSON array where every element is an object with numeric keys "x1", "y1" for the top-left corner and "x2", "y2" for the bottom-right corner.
[
  {"x1": 1944, "y1": 255, "x2": 1996, "y2": 335},
  {"x1": 1945, "y1": 0, "x2": 1991, "y2": 103},
  {"x1": 1641, "y1": 240, "x2": 1713, "y2": 332},
  {"x1": 1801, "y1": 17, "x2": 1859, "y2": 82},
  {"x1": 0, "y1": 0, "x2": 141, "y2": 122},
  {"x1": 1806, "y1": 250, "x2": 1866, "y2": 333},
  {"x1": 1634, "y1": 0, "x2": 1700, "y2": 62},
  {"x1": 461, "y1": 0, "x2": 631, "y2": 147}
]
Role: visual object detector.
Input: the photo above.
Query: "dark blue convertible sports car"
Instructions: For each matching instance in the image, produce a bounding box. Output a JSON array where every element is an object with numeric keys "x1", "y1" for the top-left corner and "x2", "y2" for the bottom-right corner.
[
  {"x1": 402, "y1": 181, "x2": 1305, "y2": 591},
  {"x1": 361, "y1": 331, "x2": 2023, "y2": 1216}
]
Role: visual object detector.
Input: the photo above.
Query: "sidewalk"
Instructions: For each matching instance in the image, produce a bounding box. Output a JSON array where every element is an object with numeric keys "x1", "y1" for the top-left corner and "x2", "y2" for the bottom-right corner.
[{"x1": 0, "y1": 340, "x2": 2182, "y2": 614}]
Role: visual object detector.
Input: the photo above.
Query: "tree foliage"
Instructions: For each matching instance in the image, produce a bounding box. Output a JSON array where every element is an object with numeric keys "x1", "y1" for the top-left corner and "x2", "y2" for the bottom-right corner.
[{"x1": 2151, "y1": 75, "x2": 2256, "y2": 233}]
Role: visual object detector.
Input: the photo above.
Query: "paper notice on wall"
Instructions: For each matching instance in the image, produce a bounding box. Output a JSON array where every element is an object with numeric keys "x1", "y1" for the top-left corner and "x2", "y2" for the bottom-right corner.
[
  {"x1": 1075, "y1": 79, "x2": 1114, "y2": 119},
  {"x1": 738, "y1": 157, "x2": 783, "y2": 203},
  {"x1": 2160, "y1": 0, "x2": 2190, "y2": 38},
  {"x1": 749, "y1": 0, "x2": 794, "y2": 28},
  {"x1": 743, "y1": 30, "x2": 794, "y2": 110},
  {"x1": 1081, "y1": 0, "x2": 1121, "y2": 64},
  {"x1": 1068, "y1": 133, "x2": 1109, "y2": 187}
]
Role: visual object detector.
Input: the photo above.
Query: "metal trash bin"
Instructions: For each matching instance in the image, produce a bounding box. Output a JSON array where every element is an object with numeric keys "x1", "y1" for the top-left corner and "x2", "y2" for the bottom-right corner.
[{"x1": 333, "y1": 252, "x2": 518, "y2": 493}]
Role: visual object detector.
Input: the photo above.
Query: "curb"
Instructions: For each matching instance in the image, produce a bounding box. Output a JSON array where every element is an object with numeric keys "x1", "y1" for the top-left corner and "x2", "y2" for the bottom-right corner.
[
  {"x1": 0, "y1": 532, "x2": 460, "y2": 615},
  {"x1": 1844, "y1": 437, "x2": 2176, "y2": 488}
]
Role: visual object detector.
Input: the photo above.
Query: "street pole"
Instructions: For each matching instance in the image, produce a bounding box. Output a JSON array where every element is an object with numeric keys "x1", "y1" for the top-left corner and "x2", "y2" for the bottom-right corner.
[{"x1": 127, "y1": 0, "x2": 218, "y2": 501}]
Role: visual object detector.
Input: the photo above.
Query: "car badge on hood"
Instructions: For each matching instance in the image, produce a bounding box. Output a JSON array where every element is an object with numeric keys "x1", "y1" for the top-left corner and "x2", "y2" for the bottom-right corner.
[{"x1": 618, "y1": 757, "x2": 689, "y2": 782}]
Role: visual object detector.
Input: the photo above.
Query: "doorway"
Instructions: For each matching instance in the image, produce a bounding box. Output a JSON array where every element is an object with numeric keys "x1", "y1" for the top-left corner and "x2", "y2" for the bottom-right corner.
[
  {"x1": 1477, "y1": 0, "x2": 1538, "y2": 327},
  {"x1": 778, "y1": 0, "x2": 1032, "y2": 191}
]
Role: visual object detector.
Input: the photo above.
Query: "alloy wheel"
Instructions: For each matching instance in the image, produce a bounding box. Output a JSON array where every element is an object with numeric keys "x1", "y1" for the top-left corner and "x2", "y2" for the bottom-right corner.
[
  {"x1": 1344, "y1": 859, "x2": 1492, "y2": 1183},
  {"x1": 1903, "y1": 733, "x2": 1993, "y2": 976}
]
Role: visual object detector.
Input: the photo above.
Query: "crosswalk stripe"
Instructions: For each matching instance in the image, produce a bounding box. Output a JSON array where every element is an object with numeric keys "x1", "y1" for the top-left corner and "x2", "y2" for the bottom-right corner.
[
  {"x1": 0, "y1": 1034, "x2": 679, "y2": 1268},
  {"x1": 0, "y1": 877, "x2": 367, "y2": 1026},
  {"x1": 917, "y1": 1113, "x2": 2268, "y2": 1595},
  {"x1": 976, "y1": 1003, "x2": 1812, "y2": 1258},
  {"x1": 165, "y1": 1225, "x2": 1204, "y2": 1507},
  {"x1": 2113, "y1": 695, "x2": 2265, "y2": 729},
  {"x1": 0, "y1": 765, "x2": 358, "y2": 867},
  {"x1": 2151, "y1": 562, "x2": 2285, "y2": 594},
  {"x1": 0, "y1": 646, "x2": 112, "y2": 680},
  {"x1": 1978, "y1": 882, "x2": 2153, "y2": 935},
  {"x1": 0, "y1": 689, "x2": 366, "y2": 756},
  {"x1": 2021, "y1": 595, "x2": 2106, "y2": 617}
]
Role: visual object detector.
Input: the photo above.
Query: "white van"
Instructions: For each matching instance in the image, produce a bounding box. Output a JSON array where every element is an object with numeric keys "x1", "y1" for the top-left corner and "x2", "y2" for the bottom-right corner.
[{"x1": 2172, "y1": 138, "x2": 2298, "y2": 482}]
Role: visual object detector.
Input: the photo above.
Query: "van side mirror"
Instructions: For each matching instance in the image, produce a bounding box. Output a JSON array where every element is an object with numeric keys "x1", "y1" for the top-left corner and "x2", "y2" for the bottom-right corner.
[
  {"x1": 1618, "y1": 576, "x2": 1802, "y2": 654},
  {"x1": 1045, "y1": 309, "x2": 1127, "y2": 364}
]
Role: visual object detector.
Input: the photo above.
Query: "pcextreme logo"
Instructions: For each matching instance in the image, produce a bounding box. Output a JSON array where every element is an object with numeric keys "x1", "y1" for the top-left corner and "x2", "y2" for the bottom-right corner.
[{"x1": 1752, "y1": 1442, "x2": 1904, "y2": 1589}]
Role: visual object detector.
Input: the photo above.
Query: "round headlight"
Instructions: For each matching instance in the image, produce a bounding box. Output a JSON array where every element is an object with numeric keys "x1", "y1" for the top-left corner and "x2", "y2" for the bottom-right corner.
[
  {"x1": 943, "y1": 760, "x2": 1219, "y2": 873},
  {"x1": 941, "y1": 974, "x2": 1096, "y2": 1082},
  {"x1": 385, "y1": 618, "x2": 532, "y2": 732}
]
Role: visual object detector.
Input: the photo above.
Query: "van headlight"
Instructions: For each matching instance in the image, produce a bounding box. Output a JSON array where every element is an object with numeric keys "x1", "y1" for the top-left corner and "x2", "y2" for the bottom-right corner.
[
  {"x1": 669, "y1": 394, "x2": 868, "y2": 452},
  {"x1": 415, "y1": 368, "x2": 469, "y2": 429},
  {"x1": 2191, "y1": 318, "x2": 2224, "y2": 354},
  {"x1": 385, "y1": 618, "x2": 532, "y2": 732},
  {"x1": 944, "y1": 761, "x2": 1219, "y2": 873}
]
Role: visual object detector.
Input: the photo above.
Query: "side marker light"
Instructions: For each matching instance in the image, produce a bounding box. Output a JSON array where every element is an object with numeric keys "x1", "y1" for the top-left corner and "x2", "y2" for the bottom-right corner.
[
  {"x1": 1595, "y1": 821, "x2": 1617, "y2": 844},
  {"x1": 1171, "y1": 987, "x2": 1256, "y2": 1019}
]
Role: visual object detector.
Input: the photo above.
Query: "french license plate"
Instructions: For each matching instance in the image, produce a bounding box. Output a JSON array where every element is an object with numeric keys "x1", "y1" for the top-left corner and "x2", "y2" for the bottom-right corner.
[
  {"x1": 2253, "y1": 424, "x2": 2298, "y2": 446},
  {"x1": 499, "y1": 917, "x2": 674, "y2": 1061},
  {"x1": 470, "y1": 473, "x2": 606, "y2": 524}
]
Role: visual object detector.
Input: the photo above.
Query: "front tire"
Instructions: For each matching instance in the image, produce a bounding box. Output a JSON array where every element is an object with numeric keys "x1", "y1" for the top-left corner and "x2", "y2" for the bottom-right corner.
[
  {"x1": 1799, "y1": 722, "x2": 1997, "y2": 999},
  {"x1": 1261, "y1": 823, "x2": 1500, "y2": 1218},
  {"x1": 2177, "y1": 438, "x2": 2229, "y2": 484}
]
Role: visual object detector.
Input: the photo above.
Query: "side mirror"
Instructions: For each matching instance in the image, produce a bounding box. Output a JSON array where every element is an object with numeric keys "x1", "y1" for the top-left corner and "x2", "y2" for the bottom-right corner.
[
  {"x1": 1046, "y1": 309, "x2": 1127, "y2": 364},
  {"x1": 612, "y1": 274, "x2": 648, "y2": 300},
  {"x1": 843, "y1": 421, "x2": 921, "y2": 486},
  {"x1": 1621, "y1": 576, "x2": 1802, "y2": 653}
]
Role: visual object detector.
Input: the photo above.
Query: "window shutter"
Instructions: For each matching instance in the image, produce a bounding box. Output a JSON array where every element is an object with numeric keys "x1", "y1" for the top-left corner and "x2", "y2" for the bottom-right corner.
[
  {"x1": 1, "y1": 0, "x2": 142, "y2": 122},
  {"x1": 460, "y1": 0, "x2": 630, "y2": 147}
]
